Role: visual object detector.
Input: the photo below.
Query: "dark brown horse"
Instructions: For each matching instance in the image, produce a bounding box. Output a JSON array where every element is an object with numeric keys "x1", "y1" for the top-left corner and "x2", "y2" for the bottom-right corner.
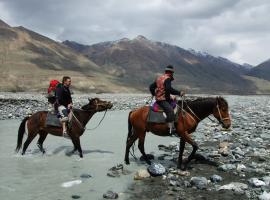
[
  {"x1": 16, "y1": 98, "x2": 113, "y2": 158},
  {"x1": 125, "y1": 96, "x2": 231, "y2": 169}
]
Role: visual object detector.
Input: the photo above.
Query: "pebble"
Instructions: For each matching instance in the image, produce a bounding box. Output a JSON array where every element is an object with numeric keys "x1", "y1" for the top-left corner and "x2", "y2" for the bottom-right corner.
[
  {"x1": 103, "y1": 190, "x2": 119, "y2": 199},
  {"x1": 134, "y1": 169, "x2": 150, "y2": 180},
  {"x1": 147, "y1": 163, "x2": 166, "y2": 176},
  {"x1": 190, "y1": 177, "x2": 208, "y2": 189},
  {"x1": 210, "y1": 175, "x2": 222, "y2": 183},
  {"x1": 218, "y1": 182, "x2": 248, "y2": 193},
  {"x1": 248, "y1": 178, "x2": 266, "y2": 187}
]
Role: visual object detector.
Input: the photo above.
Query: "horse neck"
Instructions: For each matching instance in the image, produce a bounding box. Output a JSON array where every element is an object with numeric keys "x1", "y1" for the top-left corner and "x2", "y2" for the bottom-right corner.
[
  {"x1": 73, "y1": 110, "x2": 96, "y2": 127},
  {"x1": 186, "y1": 98, "x2": 215, "y2": 121}
]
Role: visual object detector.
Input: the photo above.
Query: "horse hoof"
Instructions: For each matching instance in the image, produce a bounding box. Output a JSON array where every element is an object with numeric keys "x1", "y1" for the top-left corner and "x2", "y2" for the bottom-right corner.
[{"x1": 125, "y1": 160, "x2": 130, "y2": 165}]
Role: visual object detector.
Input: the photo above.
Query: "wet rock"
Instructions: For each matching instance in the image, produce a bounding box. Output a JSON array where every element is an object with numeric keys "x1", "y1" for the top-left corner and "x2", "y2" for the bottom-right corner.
[
  {"x1": 169, "y1": 169, "x2": 190, "y2": 176},
  {"x1": 190, "y1": 177, "x2": 208, "y2": 189},
  {"x1": 210, "y1": 175, "x2": 223, "y2": 183},
  {"x1": 103, "y1": 190, "x2": 118, "y2": 199},
  {"x1": 259, "y1": 191, "x2": 270, "y2": 200},
  {"x1": 134, "y1": 169, "x2": 150, "y2": 180},
  {"x1": 107, "y1": 164, "x2": 131, "y2": 178},
  {"x1": 71, "y1": 195, "x2": 81, "y2": 199},
  {"x1": 80, "y1": 173, "x2": 92, "y2": 179},
  {"x1": 262, "y1": 176, "x2": 270, "y2": 186},
  {"x1": 147, "y1": 163, "x2": 166, "y2": 176},
  {"x1": 217, "y1": 164, "x2": 236, "y2": 172},
  {"x1": 236, "y1": 164, "x2": 247, "y2": 172},
  {"x1": 248, "y1": 178, "x2": 266, "y2": 187},
  {"x1": 218, "y1": 182, "x2": 248, "y2": 193}
]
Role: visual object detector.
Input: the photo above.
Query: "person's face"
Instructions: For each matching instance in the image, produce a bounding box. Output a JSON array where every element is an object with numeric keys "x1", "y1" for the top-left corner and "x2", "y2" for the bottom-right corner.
[{"x1": 64, "y1": 79, "x2": 71, "y2": 87}]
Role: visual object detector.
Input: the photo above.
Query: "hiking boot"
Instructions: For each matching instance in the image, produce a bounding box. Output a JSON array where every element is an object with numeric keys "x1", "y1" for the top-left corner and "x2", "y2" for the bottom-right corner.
[
  {"x1": 63, "y1": 130, "x2": 70, "y2": 139},
  {"x1": 169, "y1": 127, "x2": 177, "y2": 136}
]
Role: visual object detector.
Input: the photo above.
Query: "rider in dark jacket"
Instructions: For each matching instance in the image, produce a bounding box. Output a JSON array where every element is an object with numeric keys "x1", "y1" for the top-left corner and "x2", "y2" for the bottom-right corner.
[
  {"x1": 56, "y1": 76, "x2": 73, "y2": 137},
  {"x1": 149, "y1": 65, "x2": 184, "y2": 134}
]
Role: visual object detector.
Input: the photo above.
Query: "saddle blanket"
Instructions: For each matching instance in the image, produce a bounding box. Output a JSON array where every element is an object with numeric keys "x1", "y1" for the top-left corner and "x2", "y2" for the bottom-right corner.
[
  {"x1": 147, "y1": 109, "x2": 167, "y2": 123},
  {"x1": 45, "y1": 112, "x2": 62, "y2": 127},
  {"x1": 151, "y1": 100, "x2": 177, "y2": 112}
]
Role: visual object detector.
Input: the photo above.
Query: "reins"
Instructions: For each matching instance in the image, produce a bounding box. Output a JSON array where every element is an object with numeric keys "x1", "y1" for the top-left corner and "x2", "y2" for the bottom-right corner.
[{"x1": 70, "y1": 106, "x2": 108, "y2": 131}]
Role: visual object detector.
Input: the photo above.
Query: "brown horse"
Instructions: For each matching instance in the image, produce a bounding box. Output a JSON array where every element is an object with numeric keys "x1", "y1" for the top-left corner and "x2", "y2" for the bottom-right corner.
[
  {"x1": 16, "y1": 98, "x2": 113, "y2": 158},
  {"x1": 125, "y1": 96, "x2": 231, "y2": 169}
]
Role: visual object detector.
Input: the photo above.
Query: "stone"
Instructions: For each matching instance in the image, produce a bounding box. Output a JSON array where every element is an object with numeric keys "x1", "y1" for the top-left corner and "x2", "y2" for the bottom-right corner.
[
  {"x1": 236, "y1": 164, "x2": 246, "y2": 172},
  {"x1": 217, "y1": 164, "x2": 236, "y2": 172},
  {"x1": 218, "y1": 182, "x2": 248, "y2": 193},
  {"x1": 80, "y1": 173, "x2": 92, "y2": 179},
  {"x1": 262, "y1": 176, "x2": 270, "y2": 186},
  {"x1": 190, "y1": 177, "x2": 208, "y2": 189},
  {"x1": 147, "y1": 163, "x2": 166, "y2": 176},
  {"x1": 248, "y1": 178, "x2": 266, "y2": 187},
  {"x1": 210, "y1": 175, "x2": 223, "y2": 183},
  {"x1": 103, "y1": 190, "x2": 119, "y2": 199},
  {"x1": 134, "y1": 169, "x2": 150, "y2": 180},
  {"x1": 71, "y1": 195, "x2": 81, "y2": 199},
  {"x1": 259, "y1": 191, "x2": 270, "y2": 200}
]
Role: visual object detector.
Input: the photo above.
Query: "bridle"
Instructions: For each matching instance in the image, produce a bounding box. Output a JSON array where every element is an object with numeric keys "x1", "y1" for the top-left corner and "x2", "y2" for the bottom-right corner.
[
  {"x1": 70, "y1": 99, "x2": 110, "y2": 131},
  {"x1": 178, "y1": 98, "x2": 230, "y2": 126},
  {"x1": 216, "y1": 102, "x2": 230, "y2": 126}
]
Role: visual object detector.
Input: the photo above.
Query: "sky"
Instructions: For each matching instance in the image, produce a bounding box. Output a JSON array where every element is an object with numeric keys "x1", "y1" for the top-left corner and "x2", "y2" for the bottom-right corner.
[{"x1": 0, "y1": 0, "x2": 269, "y2": 66}]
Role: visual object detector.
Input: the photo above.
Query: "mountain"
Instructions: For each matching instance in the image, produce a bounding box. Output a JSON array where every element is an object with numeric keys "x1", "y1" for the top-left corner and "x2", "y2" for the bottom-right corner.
[
  {"x1": 63, "y1": 36, "x2": 257, "y2": 94},
  {"x1": 0, "y1": 20, "x2": 132, "y2": 93},
  {"x1": 247, "y1": 59, "x2": 270, "y2": 81}
]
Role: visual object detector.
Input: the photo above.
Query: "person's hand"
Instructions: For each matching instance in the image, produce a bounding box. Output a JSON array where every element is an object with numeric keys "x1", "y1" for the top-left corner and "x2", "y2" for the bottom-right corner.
[
  {"x1": 68, "y1": 103, "x2": 73, "y2": 109},
  {"x1": 170, "y1": 95, "x2": 176, "y2": 101}
]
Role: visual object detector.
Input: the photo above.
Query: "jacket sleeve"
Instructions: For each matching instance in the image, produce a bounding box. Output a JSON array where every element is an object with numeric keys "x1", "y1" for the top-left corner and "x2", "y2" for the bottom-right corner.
[
  {"x1": 55, "y1": 87, "x2": 62, "y2": 104},
  {"x1": 149, "y1": 81, "x2": 157, "y2": 96},
  {"x1": 164, "y1": 79, "x2": 180, "y2": 100}
]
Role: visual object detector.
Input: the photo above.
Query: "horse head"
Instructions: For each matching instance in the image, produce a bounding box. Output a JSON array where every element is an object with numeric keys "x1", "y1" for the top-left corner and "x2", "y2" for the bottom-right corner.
[
  {"x1": 82, "y1": 98, "x2": 113, "y2": 112},
  {"x1": 212, "y1": 96, "x2": 231, "y2": 129}
]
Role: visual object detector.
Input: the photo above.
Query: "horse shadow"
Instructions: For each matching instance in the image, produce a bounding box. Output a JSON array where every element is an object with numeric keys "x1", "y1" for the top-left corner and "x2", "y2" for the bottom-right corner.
[
  {"x1": 133, "y1": 151, "x2": 219, "y2": 169},
  {"x1": 51, "y1": 146, "x2": 114, "y2": 157}
]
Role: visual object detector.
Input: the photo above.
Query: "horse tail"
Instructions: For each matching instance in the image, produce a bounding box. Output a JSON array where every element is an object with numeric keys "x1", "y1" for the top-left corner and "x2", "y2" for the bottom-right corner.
[
  {"x1": 127, "y1": 111, "x2": 133, "y2": 142},
  {"x1": 16, "y1": 116, "x2": 29, "y2": 152}
]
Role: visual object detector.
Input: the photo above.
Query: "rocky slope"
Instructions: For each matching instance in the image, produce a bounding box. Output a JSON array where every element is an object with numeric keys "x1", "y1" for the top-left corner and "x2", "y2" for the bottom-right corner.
[{"x1": 63, "y1": 36, "x2": 257, "y2": 94}]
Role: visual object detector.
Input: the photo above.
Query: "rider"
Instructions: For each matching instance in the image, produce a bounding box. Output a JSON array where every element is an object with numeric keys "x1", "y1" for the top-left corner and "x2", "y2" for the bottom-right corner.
[
  {"x1": 149, "y1": 65, "x2": 184, "y2": 135},
  {"x1": 56, "y1": 76, "x2": 73, "y2": 137}
]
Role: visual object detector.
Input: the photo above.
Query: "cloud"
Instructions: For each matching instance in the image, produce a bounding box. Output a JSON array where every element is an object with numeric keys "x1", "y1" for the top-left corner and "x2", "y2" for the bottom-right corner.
[{"x1": 0, "y1": 0, "x2": 269, "y2": 65}]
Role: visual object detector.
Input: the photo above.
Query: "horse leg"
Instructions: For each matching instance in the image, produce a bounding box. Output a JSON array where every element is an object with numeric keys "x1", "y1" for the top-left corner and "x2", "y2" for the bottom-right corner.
[
  {"x1": 177, "y1": 138, "x2": 186, "y2": 169},
  {"x1": 124, "y1": 132, "x2": 139, "y2": 165},
  {"x1": 138, "y1": 132, "x2": 151, "y2": 165},
  {"x1": 22, "y1": 133, "x2": 37, "y2": 155},
  {"x1": 71, "y1": 136, "x2": 83, "y2": 158},
  {"x1": 181, "y1": 132, "x2": 198, "y2": 170},
  {"x1": 37, "y1": 131, "x2": 48, "y2": 154}
]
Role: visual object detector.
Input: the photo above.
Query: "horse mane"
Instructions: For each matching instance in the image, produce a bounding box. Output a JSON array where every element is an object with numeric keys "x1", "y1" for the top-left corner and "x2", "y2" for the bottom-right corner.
[{"x1": 177, "y1": 96, "x2": 228, "y2": 118}]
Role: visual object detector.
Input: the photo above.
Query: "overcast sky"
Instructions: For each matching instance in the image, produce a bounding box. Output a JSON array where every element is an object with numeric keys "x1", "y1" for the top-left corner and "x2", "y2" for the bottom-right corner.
[{"x1": 0, "y1": 0, "x2": 269, "y2": 65}]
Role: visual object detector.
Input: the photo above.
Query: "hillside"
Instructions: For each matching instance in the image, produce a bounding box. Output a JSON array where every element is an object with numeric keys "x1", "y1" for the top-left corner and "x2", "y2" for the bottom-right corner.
[
  {"x1": 247, "y1": 59, "x2": 270, "y2": 81},
  {"x1": 0, "y1": 20, "x2": 132, "y2": 93},
  {"x1": 63, "y1": 36, "x2": 256, "y2": 94}
]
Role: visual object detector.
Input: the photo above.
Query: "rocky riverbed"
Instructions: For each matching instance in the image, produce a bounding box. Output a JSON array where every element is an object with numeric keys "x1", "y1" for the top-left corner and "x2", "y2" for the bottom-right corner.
[
  {"x1": 0, "y1": 93, "x2": 270, "y2": 199},
  {"x1": 124, "y1": 95, "x2": 270, "y2": 200},
  {"x1": 0, "y1": 92, "x2": 151, "y2": 120}
]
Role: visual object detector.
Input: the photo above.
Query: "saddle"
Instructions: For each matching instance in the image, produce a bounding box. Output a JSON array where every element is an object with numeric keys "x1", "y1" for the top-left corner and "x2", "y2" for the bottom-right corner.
[
  {"x1": 147, "y1": 101, "x2": 178, "y2": 123},
  {"x1": 45, "y1": 112, "x2": 62, "y2": 127}
]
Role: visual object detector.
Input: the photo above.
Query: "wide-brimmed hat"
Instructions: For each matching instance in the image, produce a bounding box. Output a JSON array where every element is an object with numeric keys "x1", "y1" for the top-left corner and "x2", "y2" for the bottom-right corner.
[{"x1": 165, "y1": 65, "x2": 174, "y2": 73}]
